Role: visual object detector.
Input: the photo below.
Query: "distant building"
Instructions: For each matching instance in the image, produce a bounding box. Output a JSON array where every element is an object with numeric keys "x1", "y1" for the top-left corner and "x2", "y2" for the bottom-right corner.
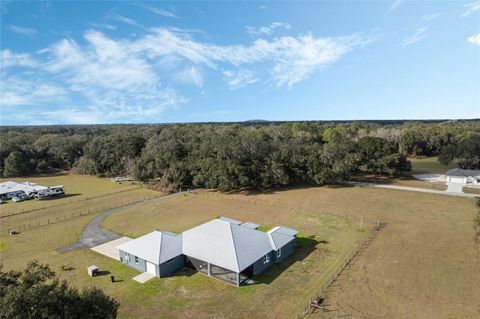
[
  {"x1": 117, "y1": 217, "x2": 298, "y2": 286},
  {"x1": 446, "y1": 168, "x2": 480, "y2": 185},
  {"x1": 0, "y1": 181, "x2": 48, "y2": 200}
]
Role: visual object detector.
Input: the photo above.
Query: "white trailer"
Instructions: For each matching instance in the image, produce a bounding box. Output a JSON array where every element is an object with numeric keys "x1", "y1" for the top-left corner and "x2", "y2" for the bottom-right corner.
[{"x1": 34, "y1": 185, "x2": 65, "y2": 199}]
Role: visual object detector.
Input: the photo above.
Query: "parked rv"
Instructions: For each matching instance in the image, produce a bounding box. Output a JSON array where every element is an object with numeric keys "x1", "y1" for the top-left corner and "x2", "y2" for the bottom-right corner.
[{"x1": 34, "y1": 185, "x2": 65, "y2": 199}]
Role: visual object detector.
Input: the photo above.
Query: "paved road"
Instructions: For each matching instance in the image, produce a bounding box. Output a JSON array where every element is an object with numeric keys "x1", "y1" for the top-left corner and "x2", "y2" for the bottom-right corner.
[
  {"x1": 349, "y1": 181, "x2": 477, "y2": 198},
  {"x1": 57, "y1": 192, "x2": 184, "y2": 253}
]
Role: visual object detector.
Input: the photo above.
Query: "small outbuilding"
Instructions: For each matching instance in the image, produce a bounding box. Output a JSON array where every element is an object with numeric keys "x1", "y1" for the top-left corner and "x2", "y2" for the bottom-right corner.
[{"x1": 446, "y1": 168, "x2": 480, "y2": 185}]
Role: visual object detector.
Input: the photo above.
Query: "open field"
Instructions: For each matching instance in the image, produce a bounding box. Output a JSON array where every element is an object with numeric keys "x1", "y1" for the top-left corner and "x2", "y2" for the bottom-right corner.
[
  {"x1": 352, "y1": 157, "x2": 455, "y2": 191},
  {"x1": 464, "y1": 186, "x2": 480, "y2": 195},
  {"x1": 408, "y1": 156, "x2": 456, "y2": 174},
  {"x1": 0, "y1": 173, "x2": 160, "y2": 232},
  {"x1": 2, "y1": 176, "x2": 479, "y2": 318},
  {"x1": 103, "y1": 187, "x2": 480, "y2": 318},
  {"x1": 0, "y1": 173, "x2": 141, "y2": 217},
  {"x1": 1, "y1": 176, "x2": 365, "y2": 319}
]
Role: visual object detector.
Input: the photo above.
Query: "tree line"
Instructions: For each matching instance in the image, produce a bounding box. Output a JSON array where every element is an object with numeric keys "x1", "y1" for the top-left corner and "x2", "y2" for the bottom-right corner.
[{"x1": 1, "y1": 121, "x2": 478, "y2": 190}]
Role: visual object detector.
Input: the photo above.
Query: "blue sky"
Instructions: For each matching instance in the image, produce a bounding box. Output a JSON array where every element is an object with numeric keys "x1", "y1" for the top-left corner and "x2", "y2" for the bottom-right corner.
[{"x1": 0, "y1": 0, "x2": 479, "y2": 125}]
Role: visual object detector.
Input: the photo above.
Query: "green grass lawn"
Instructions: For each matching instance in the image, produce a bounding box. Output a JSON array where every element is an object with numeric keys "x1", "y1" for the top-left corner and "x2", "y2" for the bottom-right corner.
[
  {"x1": 0, "y1": 173, "x2": 161, "y2": 233},
  {"x1": 1, "y1": 181, "x2": 365, "y2": 319},
  {"x1": 463, "y1": 186, "x2": 480, "y2": 195},
  {"x1": 408, "y1": 156, "x2": 456, "y2": 174},
  {"x1": 0, "y1": 172, "x2": 142, "y2": 217},
  {"x1": 2, "y1": 177, "x2": 477, "y2": 319}
]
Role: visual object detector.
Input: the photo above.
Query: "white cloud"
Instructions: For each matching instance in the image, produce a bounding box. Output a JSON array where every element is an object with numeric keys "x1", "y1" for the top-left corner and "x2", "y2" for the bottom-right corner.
[
  {"x1": 112, "y1": 14, "x2": 141, "y2": 27},
  {"x1": 175, "y1": 66, "x2": 203, "y2": 87},
  {"x1": 246, "y1": 22, "x2": 291, "y2": 36},
  {"x1": 89, "y1": 23, "x2": 117, "y2": 30},
  {"x1": 1, "y1": 27, "x2": 370, "y2": 123},
  {"x1": 134, "y1": 28, "x2": 369, "y2": 88},
  {"x1": 462, "y1": 1, "x2": 480, "y2": 17},
  {"x1": 467, "y1": 33, "x2": 480, "y2": 45},
  {"x1": 0, "y1": 77, "x2": 67, "y2": 106},
  {"x1": 10, "y1": 25, "x2": 38, "y2": 36},
  {"x1": 30, "y1": 30, "x2": 186, "y2": 121},
  {"x1": 1, "y1": 50, "x2": 37, "y2": 68},
  {"x1": 386, "y1": 0, "x2": 402, "y2": 14},
  {"x1": 223, "y1": 69, "x2": 259, "y2": 89},
  {"x1": 422, "y1": 13, "x2": 443, "y2": 21},
  {"x1": 403, "y1": 27, "x2": 428, "y2": 47},
  {"x1": 138, "y1": 3, "x2": 178, "y2": 18}
]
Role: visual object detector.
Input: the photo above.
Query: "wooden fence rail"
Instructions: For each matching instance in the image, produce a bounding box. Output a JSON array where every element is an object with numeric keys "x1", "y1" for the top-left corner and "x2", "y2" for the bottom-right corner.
[
  {"x1": 298, "y1": 220, "x2": 381, "y2": 318},
  {"x1": 0, "y1": 185, "x2": 142, "y2": 218},
  {"x1": 2, "y1": 194, "x2": 160, "y2": 235}
]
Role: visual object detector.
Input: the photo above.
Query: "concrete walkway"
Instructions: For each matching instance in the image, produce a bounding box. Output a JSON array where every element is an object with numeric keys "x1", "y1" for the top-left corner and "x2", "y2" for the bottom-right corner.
[
  {"x1": 349, "y1": 182, "x2": 477, "y2": 198},
  {"x1": 58, "y1": 192, "x2": 184, "y2": 253},
  {"x1": 132, "y1": 272, "x2": 155, "y2": 284},
  {"x1": 446, "y1": 182, "x2": 464, "y2": 193}
]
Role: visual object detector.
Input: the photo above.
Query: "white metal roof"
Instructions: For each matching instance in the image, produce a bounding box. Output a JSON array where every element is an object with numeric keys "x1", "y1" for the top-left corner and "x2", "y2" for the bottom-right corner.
[
  {"x1": 273, "y1": 226, "x2": 299, "y2": 237},
  {"x1": 446, "y1": 168, "x2": 480, "y2": 177},
  {"x1": 217, "y1": 216, "x2": 242, "y2": 225},
  {"x1": 183, "y1": 219, "x2": 273, "y2": 273},
  {"x1": 241, "y1": 222, "x2": 260, "y2": 230},
  {"x1": 117, "y1": 231, "x2": 182, "y2": 265},
  {"x1": 0, "y1": 181, "x2": 48, "y2": 195}
]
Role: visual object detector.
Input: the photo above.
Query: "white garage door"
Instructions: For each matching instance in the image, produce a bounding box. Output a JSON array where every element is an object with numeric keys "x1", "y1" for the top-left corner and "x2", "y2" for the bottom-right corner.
[
  {"x1": 146, "y1": 262, "x2": 156, "y2": 275},
  {"x1": 449, "y1": 177, "x2": 464, "y2": 184}
]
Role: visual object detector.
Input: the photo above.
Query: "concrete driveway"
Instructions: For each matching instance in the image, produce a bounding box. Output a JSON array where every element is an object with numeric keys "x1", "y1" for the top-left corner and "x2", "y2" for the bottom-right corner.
[
  {"x1": 446, "y1": 182, "x2": 464, "y2": 193},
  {"x1": 57, "y1": 192, "x2": 183, "y2": 254},
  {"x1": 90, "y1": 237, "x2": 132, "y2": 260}
]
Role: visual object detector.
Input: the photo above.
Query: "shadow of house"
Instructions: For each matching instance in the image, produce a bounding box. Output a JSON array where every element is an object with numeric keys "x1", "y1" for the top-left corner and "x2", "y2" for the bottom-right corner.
[
  {"x1": 253, "y1": 236, "x2": 320, "y2": 285},
  {"x1": 40, "y1": 193, "x2": 81, "y2": 200}
]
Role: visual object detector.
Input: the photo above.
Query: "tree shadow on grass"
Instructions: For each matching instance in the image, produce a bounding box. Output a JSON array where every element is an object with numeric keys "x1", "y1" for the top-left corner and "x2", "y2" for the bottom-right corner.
[{"x1": 251, "y1": 235, "x2": 324, "y2": 285}]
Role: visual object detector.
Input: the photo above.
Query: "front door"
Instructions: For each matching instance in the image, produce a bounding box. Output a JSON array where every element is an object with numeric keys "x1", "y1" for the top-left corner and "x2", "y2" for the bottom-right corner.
[{"x1": 146, "y1": 262, "x2": 156, "y2": 275}]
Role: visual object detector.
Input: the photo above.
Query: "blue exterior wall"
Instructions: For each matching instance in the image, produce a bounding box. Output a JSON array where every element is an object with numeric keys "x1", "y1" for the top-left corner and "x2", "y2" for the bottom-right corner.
[
  {"x1": 252, "y1": 251, "x2": 275, "y2": 275},
  {"x1": 159, "y1": 255, "x2": 185, "y2": 277},
  {"x1": 273, "y1": 238, "x2": 297, "y2": 263},
  {"x1": 119, "y1": 250, "x2": 148, "y2": 273}
]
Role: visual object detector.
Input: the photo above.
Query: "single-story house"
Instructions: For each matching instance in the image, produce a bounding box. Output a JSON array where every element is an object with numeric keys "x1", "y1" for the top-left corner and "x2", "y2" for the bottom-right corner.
[
  {"x1": 0, "y1": 181, "x2": 48, "y2": 200},
  {"x1": 446, "y1": 168, "x2": 480, "y2": 185},
  {"x1": 117, "y1": 217, "x2": 298, "y2": 286},
  {"x1": 117, "y1": 230, "x2": 184, "y2": 277}
]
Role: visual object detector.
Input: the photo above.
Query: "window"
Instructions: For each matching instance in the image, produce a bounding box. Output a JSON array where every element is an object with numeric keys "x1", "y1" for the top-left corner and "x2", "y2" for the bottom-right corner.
[
  {"x1": 125, "y1": 254, "x2": 130, "y2": 262},
  {"x1": 135, "y1": 256, "x2": 139, "y2": 264},
  {"x1": 277, "y1": 248, "x2": 281, "y2": 258},
  {"x1": 263, "y1": 254, "x2": 270, "y2": 264}
]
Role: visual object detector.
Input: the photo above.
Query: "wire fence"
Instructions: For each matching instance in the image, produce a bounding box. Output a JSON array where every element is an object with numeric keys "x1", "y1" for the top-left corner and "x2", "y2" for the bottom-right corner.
[
  {"x1": 214, "y1": 192, "x2": 378, "y2": 225},
  {"x1": 2, "y1": 194, "x2": 161, "y2": 236},
  {"x1": 297, "y1": 220, "x2": 381, "y2": 318},
  {"x1": 0, "y1": 185, "x2": 142, "y2": 218}
]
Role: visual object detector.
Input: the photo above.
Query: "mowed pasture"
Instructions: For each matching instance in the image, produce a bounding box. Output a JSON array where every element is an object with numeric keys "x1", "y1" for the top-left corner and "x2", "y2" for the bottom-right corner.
[
  {"x1": 353, "y1": 157, "x2": 454, "y2": 191},
  {"x1": 1, "y1": 177, "x2": 478, "y2": 318},
  {"x1": 104, "y1": 187, "x2": 480, "y2": 318},
  {"x1": 0, "y1": 173, "x2": 160, "y2": 232},
  {"x1": 1, "y1": 177, "x2": 365, "y2": 319},
  {"x1": 408, "y1": 156, "x2": 456, "y2": 174}
]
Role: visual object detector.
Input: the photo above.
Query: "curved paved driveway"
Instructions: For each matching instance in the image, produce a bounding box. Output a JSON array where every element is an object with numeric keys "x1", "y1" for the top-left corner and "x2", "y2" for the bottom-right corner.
[
  {"x1": 58, "y1": 192, "x2": 183, "y2": 253},
  {"x1": 349, "y1": 182, "x2": 477, "y2": 198}
]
